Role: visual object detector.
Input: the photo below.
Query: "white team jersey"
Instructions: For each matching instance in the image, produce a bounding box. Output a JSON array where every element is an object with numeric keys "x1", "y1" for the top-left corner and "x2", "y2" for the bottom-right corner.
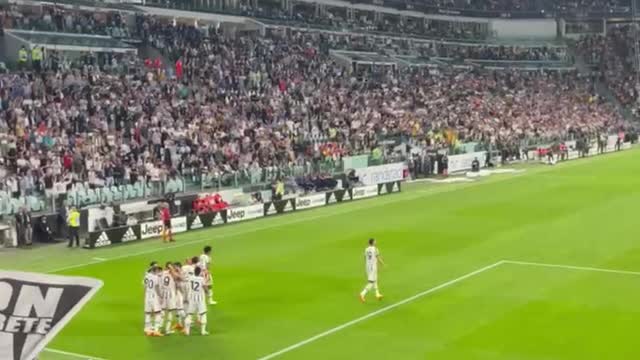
[
  {"x1": 182, "y1": 264, "x2": 195, "y2": 277},
  {"x1": 143, "y1": 272, "x2": 162, "y2": 313},
  {"x1": 199, "y1": 254, "x2": 211, "y2": 269},
  {"x1": 365, "y1": 246, "x2": 379, "y2": 282},
  {"x1": 160, "y1": 270, "x2": 176, "y2": 300},
  {"x1": 187, "y1": 275, "x2": 207, "y2": 314},
  {"x1": 143, "y1": 272, "x2": 160, "y2": 300}
]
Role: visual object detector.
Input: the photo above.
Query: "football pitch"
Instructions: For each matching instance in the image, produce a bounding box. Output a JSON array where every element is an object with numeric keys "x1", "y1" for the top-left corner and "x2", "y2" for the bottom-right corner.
[{"x1": 5, "y1": 149, "x2": 640, "y2": 360}]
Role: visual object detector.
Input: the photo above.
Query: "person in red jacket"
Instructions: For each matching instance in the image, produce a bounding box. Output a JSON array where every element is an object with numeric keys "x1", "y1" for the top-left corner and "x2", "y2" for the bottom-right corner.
[
  {"x1": 175, "y1": 58, "x2": 183, "y2": 80},
  {"x1": 160, "y1": 203, "x2": 173, "y2": 243}
]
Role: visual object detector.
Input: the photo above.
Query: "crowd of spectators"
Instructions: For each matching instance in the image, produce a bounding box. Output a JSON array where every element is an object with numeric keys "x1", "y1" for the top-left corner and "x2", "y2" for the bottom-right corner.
[
  {"x1": 0, "y1": 8, "x2": 631, "y2": 211},
  {"x1": 576, "y1": 25, "x2": 639, "y2": 116}
]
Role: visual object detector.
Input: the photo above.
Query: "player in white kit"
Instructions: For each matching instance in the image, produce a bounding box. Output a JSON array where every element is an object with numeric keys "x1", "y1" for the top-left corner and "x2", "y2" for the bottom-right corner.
[
  {"x1": 172, "y1": 262, "x2": 186, "y2": 330},
  {"x1": 199, "y1": 246, "x2": 217, "y2": 305},
  {"x1": 143, "y1": 265, "x2": 164, "y2": 336},
  {"x1": 359, "y1": 238, "x2": 385, "y2": 303},
  {"x1": 160, "y1": 262, "x2": 181, "y2": 334},
  {"x1": 183, "y1": 266, "x2": 209, "y2": 335}
]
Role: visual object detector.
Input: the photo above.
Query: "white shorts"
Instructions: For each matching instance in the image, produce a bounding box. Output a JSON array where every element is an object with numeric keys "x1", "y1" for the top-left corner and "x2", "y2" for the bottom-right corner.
[
  {"x1": 187, "y1": 299, "x2": 207, "y2": 315},
  {"x1": 175, "y1": 292, "x2": 184, "y2": 311},
  {"x1": 145, "y1": 296, "x2": 162, "y2": 313},
  {"x1": 160, "y1": 291, "x2": 176, "y2": 310},
  {"x1": 367, "y1": 270, "x2": 378, "y2": 283}
]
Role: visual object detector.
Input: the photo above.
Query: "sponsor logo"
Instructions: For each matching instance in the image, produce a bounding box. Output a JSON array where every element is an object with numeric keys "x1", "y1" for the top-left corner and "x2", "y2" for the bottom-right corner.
[
  {"x1": 212, "y1": 214, "x2": 225, "y2": 226},
  {"x1": 228, "y1": 205, "x2": 264, "y2": 223},
  {"x1": 295, "y1": 194, "x2": 325, "y2": 210},
  {"x1": 296, "y1": 198, "x2": 311, "y2": 208},
  {"x1": 141, "y1": 221, "x2": 164, "y2": 239},
  {"x1": 267, "y1": 203, "x2": 278, "y2": 215},
  {"x1": 94, "y1": 232, "x2": 111, "y2": 248},
  {"x1": 190, "y1": 216, "x2": 203, "y2": 229},
  {"x1": 227, "y1": 209, "x2": 246, "y2": 222},
  {"x1": 0, "y1": 271, "x2": 102, "y2": 360},
  {"x1": 171, "y1": 217, "x2": 187, "y2": 234},
  {"x1": 122, "y1": 227, "x2": 137, "y2": 242}
]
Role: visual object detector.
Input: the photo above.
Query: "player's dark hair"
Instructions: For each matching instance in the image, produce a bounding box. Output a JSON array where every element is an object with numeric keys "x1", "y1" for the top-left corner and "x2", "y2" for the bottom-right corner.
[
  {"x1": 165, "y1": 261, "x2": 172, "y2": 269},
  {"x1": 191, "y1": 256, "x2": 199, "y2": 264},
  {"x1": 194, "y1": 266, "x2": 202, "y2": 276},
  {"x1": 174, "y1": 262, "x2": 182, "y2": 267},
  {"x1": 369, "y1": 238, "x2": 375, "y2": 245},
  {"x1": 149, "y1": 261, "x2": 157, "y2": 267},
  {"x1": 204, "y1": 246, "x2": 212, "y2": 254}
]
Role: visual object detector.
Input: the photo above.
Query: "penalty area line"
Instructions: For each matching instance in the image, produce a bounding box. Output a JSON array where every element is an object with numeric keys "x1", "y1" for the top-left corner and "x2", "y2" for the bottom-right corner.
[
  {"x1": 43, "y1": 347, "x2": 108, "y2": 360},
  {"x1": 256, "y1": 260, "x2": 505, "y2": 360}
]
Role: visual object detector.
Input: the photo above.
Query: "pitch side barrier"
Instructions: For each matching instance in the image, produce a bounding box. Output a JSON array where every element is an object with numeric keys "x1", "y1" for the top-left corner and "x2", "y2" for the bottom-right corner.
[{"x1": 85, "y1": 181, "x2": 402, "y2": 249}]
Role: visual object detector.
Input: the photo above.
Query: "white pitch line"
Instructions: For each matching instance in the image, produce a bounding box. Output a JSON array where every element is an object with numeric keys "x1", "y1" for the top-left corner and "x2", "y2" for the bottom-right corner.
[
  {"x1": 503, "y1": 260, "x2": 640, "y2": 276},
  {"x1": 91, "y1": 257, "x2": 107, "y2": 261},
  {"x1": 43, "y1": 347, "x2": 107, "y2": 360},
  {"x1": 256, "y1": 261, "x2": 505, "y2": 360}
]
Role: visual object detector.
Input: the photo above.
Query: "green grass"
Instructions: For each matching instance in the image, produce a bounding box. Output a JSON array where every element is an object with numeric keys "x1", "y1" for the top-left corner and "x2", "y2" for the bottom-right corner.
[{"x1": 5, "y1": 149, "x2": 640, "y2": 360}]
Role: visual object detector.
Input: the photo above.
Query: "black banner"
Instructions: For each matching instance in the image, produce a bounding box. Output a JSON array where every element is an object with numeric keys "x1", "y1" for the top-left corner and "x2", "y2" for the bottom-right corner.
[
  {"x1": 187, "y1": 211, "x2": 227, "y2": 230},
  {"x1": 264, "y1": 199, "x2": 295, "y2": 216},
  {"x1": 378, "y1": 181, "x2": 402, "y2": 195},
  {"x1": 326, "y1": 189, "x2": 347, "y2": 204},
  {"x1": 86, "y1": 225, "x2": 141, "y2": 249}
]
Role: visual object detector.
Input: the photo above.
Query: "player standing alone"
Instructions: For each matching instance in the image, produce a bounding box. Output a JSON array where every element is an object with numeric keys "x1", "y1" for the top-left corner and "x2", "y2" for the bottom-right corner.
[
  {"x1": 359, "y1": 238, "x2": 384, "y2": 302},
  {"x1": 183, "y1": 266, "x2": 209, "y2": 336},
  {"x1": 161, "y1": 203, "x2": 173, "y2": 243}
]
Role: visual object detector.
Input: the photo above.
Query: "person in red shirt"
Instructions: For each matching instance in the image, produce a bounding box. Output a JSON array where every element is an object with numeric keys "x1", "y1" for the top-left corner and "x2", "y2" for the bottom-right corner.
[
  {"x1": 175, "y1": 58, "x2": 183, "y2": 80},
  {"x1": 160, "y1": 203, "x2": 173, "y2": 243}
]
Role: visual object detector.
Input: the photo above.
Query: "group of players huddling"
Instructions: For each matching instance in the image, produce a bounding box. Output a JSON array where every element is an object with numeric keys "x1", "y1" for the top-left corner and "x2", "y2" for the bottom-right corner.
[
  {"x1": 142, "y1": 238, "x2": 384, "y2": 337},
  {"x1": 143, "y1": 246, "x2": 216, "y2": 336}
]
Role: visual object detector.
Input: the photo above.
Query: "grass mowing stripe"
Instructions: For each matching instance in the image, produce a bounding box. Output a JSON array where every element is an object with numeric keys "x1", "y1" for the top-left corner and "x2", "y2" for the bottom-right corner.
[
  {"x1": 504, "y1": 260, "x2": 640, "y2": 276},
  {"x1": 256, "y1": 261, "x2": 506, "y2": 360},
  {"x1": 43, "y1": 347, "x2": 108, "y2": 360}
]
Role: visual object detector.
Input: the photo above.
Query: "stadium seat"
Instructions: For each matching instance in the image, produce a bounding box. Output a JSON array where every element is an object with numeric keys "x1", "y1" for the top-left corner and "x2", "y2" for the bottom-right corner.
[
  {"x1": 111, "y1": 186, "x2": 123, "y2": 202},
  {"x1": 86, "y1": 189, "x2": 98, "y2": 205},
  {"x1": 26, "y1": 196, "x2": 43, "y2": 212}
]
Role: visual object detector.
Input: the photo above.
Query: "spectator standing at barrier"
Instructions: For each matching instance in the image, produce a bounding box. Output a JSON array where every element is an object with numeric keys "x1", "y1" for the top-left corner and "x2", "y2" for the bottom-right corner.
[
  {"x1": 17, "y1": 45, "x2": 28, "y2": 69},
  {"x1": 31, "y1": 46, "x2": 43, "y2": 72},
  {"x1": 15, "y1": 206, "x2": 32, "y2": 246},
  {"x1": 34, "y1": 216, "x2": 55, "y2": 243},
  {"x1": 67, "y1": 206, "x2": 80, "y2": 248},
  {"x1": 273, "y1": 178, "x2": 285, "y2": 201}
]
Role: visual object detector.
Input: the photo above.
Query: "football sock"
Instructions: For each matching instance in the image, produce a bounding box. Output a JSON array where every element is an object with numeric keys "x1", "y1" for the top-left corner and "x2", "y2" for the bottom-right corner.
[
  {"x1": 360, "y1": 283, "x2": 373, "y2": 297},
  {"x1": 184, "y1": 315, "x2": 192, "y2": 334},
  {"x1": 154, "y1": 313, "x2": 163, "y2": 332},
  {"x1": 374, "y1": 283, "x2": 381, "y2": 297},
  {"x1": 177, "y1": 310, "x2": 185, "y2": 325},
  {"x1": 165, "y1": 312, "x2": 173, "y2": 332},
  {"x1": 144, "y1": 314, "x2": 151, "y2": 331},
  {"x1": 200, "y1": 313, "x2": 208, "y2": 335}
]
